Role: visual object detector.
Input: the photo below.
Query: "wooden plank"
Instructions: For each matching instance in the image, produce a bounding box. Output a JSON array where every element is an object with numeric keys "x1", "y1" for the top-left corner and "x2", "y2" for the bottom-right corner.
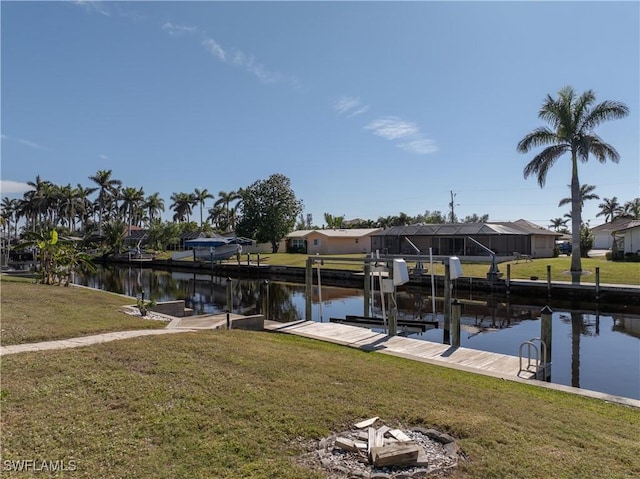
[
  {"x1": 375, "y1": 428, "x2": 385, "y2": 448},
  {"x1": 370, "y1": 444, "x2": 420, "y2": 467},
  {"x1": 388, "y1": 428, "x2": 412, "y2": 442},
  {"x1": 335, "y1": 437, "x2": 359, "y2": 452},
  {"x1": 415, "y1": 448, "x2": 429, "y2": 466},
  {"x1": 354, "y1": 417, "x2": 379, "y2": 429},
  {"x1": 367, "y1": 426, "x2": 385, "y2": 456},
  {"x1": 367, "y1": 427, "x2": 376, "y2": 454}
]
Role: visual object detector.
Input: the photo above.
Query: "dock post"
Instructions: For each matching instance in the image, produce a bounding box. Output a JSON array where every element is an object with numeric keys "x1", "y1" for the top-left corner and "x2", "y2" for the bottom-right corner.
[
  {"x1": 451, "y1": 299, "x2": 461, "y2": 347},
  {"x1": 364, "y1": 259, "x2": 371, "y2": 318},
  {"x1": 226, "y1": 277, "x2": 233, "y2": 315},
  {"x1": 388, "y1": 261, "x2": 397, "y2": 336},
  {"x1": 257, "y1": 253, "x2": 260, "y2": 267},
  {"x1": 541, "y1": 305, "x2": 553, "y2": 379},
  {"x1": 546, "y1": 265, "x2": 552, "y2": 298},
  {"x1": 261, "y1": 280, "x2": 269, "y2": 320},
  {"x1": 595, "y1": 267, "x2": 600, "y2": 301},
  {"x1": 389, "y1": 306, "x2": 397, "y2": 336},
  {"x1": 506, "y1": 264, "x2": 511, "y2": 297},
  {"x1": 305, "y1": 257, "x2": 313, "y2": 321},
  {"x1": 443, "y1": 262, "x2": 451, "y2": 345}
]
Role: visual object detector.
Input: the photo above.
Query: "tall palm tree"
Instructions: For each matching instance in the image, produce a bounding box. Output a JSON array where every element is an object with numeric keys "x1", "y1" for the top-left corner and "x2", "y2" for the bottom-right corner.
[
  {"x1": 206, "y1": 204, "x2": 226, "y2": 230},
  {"x1": 144, "y1": 192, "x2": 165, "y2": 223},
  {"x1": 76, "y1": 183, "x2": 97, "y2": 234},
  {"x1": 170, "y1": 192, "x2": 194, "y2": 223},
  {"x1": 1, "y1": 197, "x2": 18, "y2": 240},
  {"x1": 215, "y1": 190, "x2": 241, "y2": 231},
  {"x1": 24, "y1": 175, "x2": 53, "y2": 230},
  {"x1": 518, "y1": 86, "x2": 629, "y2": 276},
  {"x1": 596, "y1": 197, "x2": 622, "y2": 223},
  {"x1": 119, "y1": 186, "x2": 145, "y2": 233},
  {"x1": 193, "y1": 188, "x2": 214, "y2": 228},
  {"x1": 57, "y1": 183, "x2": 83, "y2": 231},
  {"x1": 558, "y1": 184, "x2": 599, "y2": 209},
  {"x1": 88, "y1": 169, "x2": 122, "y2": 237}
]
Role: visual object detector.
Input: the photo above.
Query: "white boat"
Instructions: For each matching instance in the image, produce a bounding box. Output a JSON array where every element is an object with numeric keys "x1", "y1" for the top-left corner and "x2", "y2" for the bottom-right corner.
[{"x1": 184, "y1": 236, "x2": 254, "y2": 262}]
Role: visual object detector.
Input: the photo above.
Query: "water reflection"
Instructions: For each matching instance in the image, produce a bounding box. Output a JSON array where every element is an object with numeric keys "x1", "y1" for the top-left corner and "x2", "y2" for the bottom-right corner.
[{"x1": 74, "y1": 266, "x2": 640, "y2": 399}]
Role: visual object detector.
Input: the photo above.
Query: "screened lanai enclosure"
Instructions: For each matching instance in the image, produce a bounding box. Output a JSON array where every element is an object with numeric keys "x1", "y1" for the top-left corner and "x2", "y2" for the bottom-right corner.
[{"x1": 370, "y1": 222, "x2": 559, "y2": 258}]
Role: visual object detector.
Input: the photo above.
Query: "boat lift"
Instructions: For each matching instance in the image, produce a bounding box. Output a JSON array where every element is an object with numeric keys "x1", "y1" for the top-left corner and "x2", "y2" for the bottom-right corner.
[{"x1": 467, "y1": 236, "x2": 502, "y2": 282}]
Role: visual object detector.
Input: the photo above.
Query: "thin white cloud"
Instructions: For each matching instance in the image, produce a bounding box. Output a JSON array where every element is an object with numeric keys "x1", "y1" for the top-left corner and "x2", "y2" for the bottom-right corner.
[
  {"x1": 1, "y1": 134, "x2": 48, "y2": 151},
  {"x1": 348, "y1": 106, "x2": 369, "y2": 118},
  {"x1": 246, "y1": 61, "x2": 280, "y2": 84},
  {"x1": 334, "y1": 96, "x2": 369, "y2": 117},
  {"x1": 99, "y1": 154, "x2": 109, "y2": 160},
  {"x1": 16, "y1": 138, "x2": 47, "y2": 150},
  {"x1": 365, "y1": 117, "x2": 419, "y2": 140},
  {"x1": 0, "y1": 180, "x2": 34, "y2": 195},
  {"x1": 162, "y1": 22, "x2": 197, "y2": 36},
  {"x1": 202, "y1": 38, "x2": 227, "y2": 62},
  {"x1": 72, "y1": 1, "x2": 110, "y2": 17},
  {"x1": 398, "y1": 138, "x2": 438, "y2": 155},
  {"x1": 362, "y1": 116, "x2": 438, "y2": 155},
  {"x1": 231, "y1": 50, "x2": 286, "y2": 85}
]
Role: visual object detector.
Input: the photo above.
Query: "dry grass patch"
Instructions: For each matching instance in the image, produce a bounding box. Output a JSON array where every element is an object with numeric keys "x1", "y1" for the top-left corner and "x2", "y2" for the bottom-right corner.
[
  {"x1": 0, "y1": 280, "x2": 165, "y2": 346},
  {"x1": 1, "y1": 331, "x2": 639, "y2": 478}
]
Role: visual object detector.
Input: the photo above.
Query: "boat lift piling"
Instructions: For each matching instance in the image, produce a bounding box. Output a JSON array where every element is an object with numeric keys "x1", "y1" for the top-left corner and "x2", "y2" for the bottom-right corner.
[{"x1": 305, "y1": 254, "x2": 453, "y2": 338}]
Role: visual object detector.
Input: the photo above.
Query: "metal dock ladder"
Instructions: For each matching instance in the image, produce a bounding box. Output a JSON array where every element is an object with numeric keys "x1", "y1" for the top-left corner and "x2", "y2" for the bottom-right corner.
[{"x1": 518, "y1": 337, "x2": 550, "y2": 380}]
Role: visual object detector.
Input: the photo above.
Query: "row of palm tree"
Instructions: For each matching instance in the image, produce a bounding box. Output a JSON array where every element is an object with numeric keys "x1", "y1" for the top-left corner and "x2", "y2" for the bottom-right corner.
[
  {"x1": 0, "y1": 170, "x2": 243, "y2": 241},
  {"x1": 549, "y1": 185, "x2": 639, "y2": 231},
  {"x1": 595, "y1": 197, "x2": 640, "y2": 223}
]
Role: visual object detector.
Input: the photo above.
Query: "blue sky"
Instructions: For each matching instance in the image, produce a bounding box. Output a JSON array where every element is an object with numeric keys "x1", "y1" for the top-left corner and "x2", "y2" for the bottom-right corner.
[{"x1": 2, "y1": 1, "x2": 638, "y2": 228}]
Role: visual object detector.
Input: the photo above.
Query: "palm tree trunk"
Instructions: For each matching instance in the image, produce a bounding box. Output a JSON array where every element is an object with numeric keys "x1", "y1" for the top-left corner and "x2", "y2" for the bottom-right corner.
[
  {"x1": 571, "y1": 313, "x2": 582, "y2": 388},
  {"x1": 570, "y1": 152, "x2": 582, "y2": 282}
]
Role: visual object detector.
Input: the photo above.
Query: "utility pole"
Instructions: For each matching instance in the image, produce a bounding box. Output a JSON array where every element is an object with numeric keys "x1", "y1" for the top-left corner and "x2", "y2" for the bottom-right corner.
[{"x1": 449, "y1": 190, "x2": 457, "y2": 223}]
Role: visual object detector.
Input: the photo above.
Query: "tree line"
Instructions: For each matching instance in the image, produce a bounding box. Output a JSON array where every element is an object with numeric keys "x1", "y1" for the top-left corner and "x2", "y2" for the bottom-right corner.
[{"x1": 0, "y1": 172, "x2": 304, "y2": 254}]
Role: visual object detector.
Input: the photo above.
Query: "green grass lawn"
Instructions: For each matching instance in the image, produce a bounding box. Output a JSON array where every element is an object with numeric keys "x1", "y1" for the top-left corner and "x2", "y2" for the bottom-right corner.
[
  {"x1": 1, "y1": 329, "x2": 639, "y2": 479},
  {"x1": 0, "y1": 277, "x2": 166, "y2": 346}
]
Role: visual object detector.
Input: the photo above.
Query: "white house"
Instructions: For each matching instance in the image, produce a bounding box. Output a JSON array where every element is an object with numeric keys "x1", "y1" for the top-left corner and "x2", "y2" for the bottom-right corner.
[
  {"x1": 285, "y1": 228, "x2": 381, "y2": 255},
  {"x1": 591, "y1": 218, "x2": 637, "y2": 250},
  {"x1": 612, "y1": 221, "x2": 640, "y2": 255}
]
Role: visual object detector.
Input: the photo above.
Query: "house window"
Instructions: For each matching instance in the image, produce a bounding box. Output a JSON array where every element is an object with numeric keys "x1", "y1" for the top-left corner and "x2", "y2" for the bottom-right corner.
[
  {"x1": 292, "y1": 239, "x2": 305, "y2": 248},
  {"x1": 314, "y1": 239, "x2": 320, "y2": 246},
  {"x1": 355, "y1": 239, "x2": 359, "y2": 243}
]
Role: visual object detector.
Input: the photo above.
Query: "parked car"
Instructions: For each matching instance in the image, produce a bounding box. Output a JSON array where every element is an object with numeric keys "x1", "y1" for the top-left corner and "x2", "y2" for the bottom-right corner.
[{"x1": 556, "y1": 241, "x2": 572, "y2": 255}]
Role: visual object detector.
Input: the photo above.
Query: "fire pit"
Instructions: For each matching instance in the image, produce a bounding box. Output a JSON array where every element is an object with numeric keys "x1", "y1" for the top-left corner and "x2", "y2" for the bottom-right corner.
[{"x1": 309, "y1": 417, "x2": 461, "y2": 478}]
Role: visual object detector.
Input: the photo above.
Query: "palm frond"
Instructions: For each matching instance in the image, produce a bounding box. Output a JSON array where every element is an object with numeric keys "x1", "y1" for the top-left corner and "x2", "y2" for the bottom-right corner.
[
  {"x1": 582, "y1": 100, "x2": 630, "y2": 130},
  {"x1": 516, "y1": 127, "x2": 557, "y2": 153},
  {"x1": 523, "y1": 144, "x2": 567, "y2": 187},
  {"x1": 588, "y1": 138, "x2": 621, "y2": 164}
]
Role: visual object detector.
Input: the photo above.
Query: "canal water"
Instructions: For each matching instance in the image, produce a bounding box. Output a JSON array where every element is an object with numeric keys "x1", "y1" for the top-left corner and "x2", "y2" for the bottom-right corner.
[{"x1": 74, "y1": 265, "x2": 640, "y2": 400}]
